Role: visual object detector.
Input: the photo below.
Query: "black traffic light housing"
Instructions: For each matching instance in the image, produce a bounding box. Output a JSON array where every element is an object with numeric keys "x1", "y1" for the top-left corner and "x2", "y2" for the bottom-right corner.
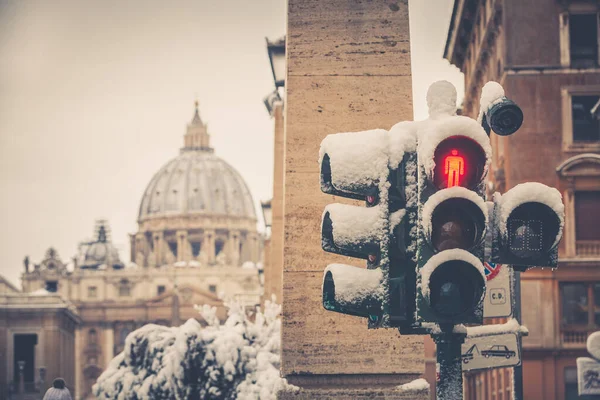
[{"x1": 491, "y1": 183, "x2": 564, "y2": 271}]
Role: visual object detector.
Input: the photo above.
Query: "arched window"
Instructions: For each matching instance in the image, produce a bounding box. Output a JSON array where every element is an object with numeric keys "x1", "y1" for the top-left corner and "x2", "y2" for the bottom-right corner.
[{"x1": 119, "y1": 279, "x2": 131, "y2": 297}]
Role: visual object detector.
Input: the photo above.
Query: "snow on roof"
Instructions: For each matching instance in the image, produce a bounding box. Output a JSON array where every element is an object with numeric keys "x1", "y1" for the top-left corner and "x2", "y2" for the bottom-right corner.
[
  {"x1": 421, "y1": 186, "x2": 488, "y2": 241},
  {"x1": 30, "y1": 288, "x2": 52, "y2": 296},
  {"x1": 397, "y1": 378, "x2": 430, "y2": 392},
  {"x1": 417, "y1": 116, "x2": 492, "y2": 180},
  {"x1": 319, "y1": 129, "x2": 389, "y2": 193},
  {"x1": 323, "y1": 264, "x2": 383, "y2": 305},
  {"x1": 465, "y1": 318, "x2": 529, "y2": 338},
  {"x1": 587, "y1": 331, "x2": 600, "y2": 359},
  {"x1": 495, "y1": 182, "x2": 565, "y2": 246},
  {"x1": 477, "y1": 81, "x2": 505, "y2": 123},
  {"x1": 419, "y1": 249, "x2": 486, "y2": 299},
  {"x1": 323, "y1": 203, "x2": 386, "y2": 247},
  {"x1": 426, "y1": 80, "x2": 458, "y2": 119}
]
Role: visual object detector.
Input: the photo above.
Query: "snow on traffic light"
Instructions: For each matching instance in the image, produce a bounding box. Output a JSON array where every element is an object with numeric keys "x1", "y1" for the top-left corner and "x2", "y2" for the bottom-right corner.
[
  {"x1": 319, "y1": 125, "x2": 419, "y2": 328},
  {"x1": 491, "y1": 182, "x2": 565, "y2": 270},
  {"x1": 415, "y1": 85, "x2": 492, "y2": 325}
]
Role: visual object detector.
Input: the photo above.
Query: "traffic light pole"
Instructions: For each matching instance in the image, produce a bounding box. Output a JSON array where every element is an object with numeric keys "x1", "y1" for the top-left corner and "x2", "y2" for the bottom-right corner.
[
  {"x1": 433, "y1": 325, "x2": 466, "y2": 400},
  {"x1": 513, "y1": 270, "x2": 524, "y2": 400}
]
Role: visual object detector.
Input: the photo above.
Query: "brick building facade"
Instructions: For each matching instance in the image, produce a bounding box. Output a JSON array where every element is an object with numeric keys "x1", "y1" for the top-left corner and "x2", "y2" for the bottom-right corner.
[{"x1": 445, "y1": 0, "x2": 600, "y2": 399}]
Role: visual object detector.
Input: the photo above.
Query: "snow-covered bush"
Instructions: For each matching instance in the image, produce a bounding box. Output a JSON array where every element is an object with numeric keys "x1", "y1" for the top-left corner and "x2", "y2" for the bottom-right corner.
[{"x1": 93, "y1": 299, "x2": 287, "y2": 400}]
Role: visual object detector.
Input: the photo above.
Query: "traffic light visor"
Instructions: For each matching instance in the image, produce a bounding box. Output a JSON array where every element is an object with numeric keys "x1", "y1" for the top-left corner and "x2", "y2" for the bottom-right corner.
[
  {"x1": 422, "y1": 186, "x2": 488, "y2": 253},
  {"x1": 419, "y1": 249, "x2": 486, "y2": 320},
  {"x1": 506, "y1": 203, "x2": 562, "y2": 261},
  {"x1": 428, "y1": 260, "x2": 485, "y2": 317},
  {"x1": 433, "y1": 136, "x2": 487, "y2": 190},
  {"x1": 430, "y1": 198, "x2": 486, "y2": 252}
]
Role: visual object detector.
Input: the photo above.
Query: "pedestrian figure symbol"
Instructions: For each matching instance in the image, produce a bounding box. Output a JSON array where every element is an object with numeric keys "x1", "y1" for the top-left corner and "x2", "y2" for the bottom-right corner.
[{"x1": 444, "y1": 149, "x2": 465, "y2": 188}]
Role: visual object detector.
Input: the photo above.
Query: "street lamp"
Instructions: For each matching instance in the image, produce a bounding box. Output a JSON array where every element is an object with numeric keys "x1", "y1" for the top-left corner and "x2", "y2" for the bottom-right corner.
[
  {"x1": 261, "y1": 200, "x2": 272, "y2": 230},
  {"x1": 266, "y1": 37, "x2": 286, "y2": 88}
]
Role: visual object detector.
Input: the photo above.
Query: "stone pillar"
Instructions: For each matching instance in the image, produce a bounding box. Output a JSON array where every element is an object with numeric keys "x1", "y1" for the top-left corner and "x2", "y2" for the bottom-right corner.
[
  {"x1": 74, "y1": 328, "x2": 82, "y2": 400},
  {"x1": 230, "y1": 231, "x2": 241, "y2": 266},
  {"x1": 205, "y1": 230, "x2": 216, "y2": 264},
  {"x1": 280, "y1": 0, "x2": 426, "y2": 396},
  {"x1": 176, "y1": 230, "x2": 188, "y2": 262},
  {"x1": 153, "y1": 232, "x2": 163, "y2": 266},
  {"x1": 267, "y1": 101, "x2": 285, "y2": 302},
  {"x1": 103, "y1": 324, "x2": 114, "y2": 368}
]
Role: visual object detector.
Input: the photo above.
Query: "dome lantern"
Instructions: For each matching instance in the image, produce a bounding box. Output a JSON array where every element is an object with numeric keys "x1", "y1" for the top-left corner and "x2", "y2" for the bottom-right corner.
[{"x1": 182, "y1": 101, "x2": 213, "y2": 153}]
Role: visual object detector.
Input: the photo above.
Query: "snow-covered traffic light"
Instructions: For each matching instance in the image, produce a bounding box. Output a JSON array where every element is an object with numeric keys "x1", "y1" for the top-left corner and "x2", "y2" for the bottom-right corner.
[
  {"x1": 491, "y1": 183, "x2": 564, "y2": 271},
  {"x1": 319, "y1": 125, "x2": 419, "y2": 328},
  {"x1": 415, "y1": 82, "x2": 490, "y2": 325}
]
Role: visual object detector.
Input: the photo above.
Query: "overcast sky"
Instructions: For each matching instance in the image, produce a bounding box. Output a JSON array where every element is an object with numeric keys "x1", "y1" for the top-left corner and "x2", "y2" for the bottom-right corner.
[{"x1": 0, "y1": 0, "x2": 461, "y2": 287}]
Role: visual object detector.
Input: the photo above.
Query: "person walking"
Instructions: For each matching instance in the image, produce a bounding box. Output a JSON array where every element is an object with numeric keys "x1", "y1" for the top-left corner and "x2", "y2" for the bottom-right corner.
[{"x1": 42, "y1": 378, "x2": 72, "y2": 400}]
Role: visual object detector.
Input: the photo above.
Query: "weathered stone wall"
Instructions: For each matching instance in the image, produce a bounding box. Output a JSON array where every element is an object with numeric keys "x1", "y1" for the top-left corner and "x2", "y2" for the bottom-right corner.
[{"x1": 282, "y1": 0, "x2": 424, "y2": 389}]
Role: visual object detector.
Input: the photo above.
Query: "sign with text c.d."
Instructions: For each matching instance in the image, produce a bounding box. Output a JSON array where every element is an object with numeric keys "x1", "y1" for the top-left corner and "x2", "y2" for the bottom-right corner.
[{"x1": 483, "y1": 263, "x2": 513, "y2": 318}]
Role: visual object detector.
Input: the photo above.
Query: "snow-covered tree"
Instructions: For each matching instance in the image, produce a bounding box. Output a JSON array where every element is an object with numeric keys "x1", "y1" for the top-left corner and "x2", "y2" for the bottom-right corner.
[{"x1": 93, "y1": 299, "x2": 288, "y2": 400}]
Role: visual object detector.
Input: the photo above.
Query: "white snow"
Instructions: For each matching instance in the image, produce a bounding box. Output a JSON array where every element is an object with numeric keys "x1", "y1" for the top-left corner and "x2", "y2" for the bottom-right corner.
[
  {"x1": 495, "y1": 182, "x2": 565, "y2": 247},
  {"x1": 427, "y1": 81, "x2": 457, "y2": 119},
  {"x1": 30, "y1": 288, "x2": 52, "y2": 296},
  {"x1": 587, "y1": 331, "x2": 600, "y2": 360},
  {"x1": 419, "y1": 249, "x2": 486, "y2": 299},
  {"x1": 319, "y1": 129, "x2": 389, "y2": 193},
  {"x1": 465, "y1": 318, "x2": 529, "y2": 338},
  {"x1": 323, "y1": 264, "x2": 384, "y2": 305},
  {"x1": 323, "y1": 203, "x2": 386, "y2": 246},
  {"x1": 242, "y1": 261, "x2": 257, "y2": 269},
  {"x1": 477, "y1": 81, "x2": 505, "y2": 123},
  {"x1": 389, "y1": 209, "x2": 406, "y2": 231},
  {"x1": 417, "y1": 115, "x2": 492, "y2": 181},
  {"x1": 94, "y1": 299, "x2": 292, "y2": 400},
  {"x1": 421, "y1": 186, "x2": 488, "y2": 241},
  {"x1": 388, "y1": 121, "x2": 419, "y2": 167},
  {"x1": 397, "y1": 377, "x2": 430, "y2": 392}
]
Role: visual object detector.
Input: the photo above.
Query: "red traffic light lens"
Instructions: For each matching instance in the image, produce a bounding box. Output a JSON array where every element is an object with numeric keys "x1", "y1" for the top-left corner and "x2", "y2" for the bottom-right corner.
[{"x1": 433, "y1": 137, "x2": 487, "y2": 190}]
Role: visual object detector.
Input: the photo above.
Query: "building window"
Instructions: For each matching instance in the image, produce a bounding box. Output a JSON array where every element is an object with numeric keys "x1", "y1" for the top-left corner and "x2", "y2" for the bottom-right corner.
[
  {"x1": 575, "y1": 192, "x2": 600, "y2": 241},
  {"x1": 572, "y1": 96, "x2": 600, "y2": 142},
  {"x1": 570, "y1": 13, "x2": 598, "y2": 68},
  {"x1": 45, "y1": 281, "x2": 58, "y2": 292},
  {"x1": 564, "y1": 366, "x2": 580, "y2": 400},
  {"x1": 89, "y1": 329, "x2": 97, "y2": 344},
  {"x1": 215, "y1": 240, "x2": 225, "y2": 256},
  {"x1": 119, "y1": 286, "x2": 130, "y2": 297},
  {"x1": 561, "y1": 282, "x2": 590, "y2": 326},
  {"x1": 88, "y1": 286, "x2": 97, "y2": 298},
  {"x1": 209, "y1": 284, "x2": 217, "y2": 293},
  {"x1": 157, "y1": 285, "x2": 166, "y2": 295},
  {"x1": 191, "y1": 241, "x2": 201, "y2": 257}
]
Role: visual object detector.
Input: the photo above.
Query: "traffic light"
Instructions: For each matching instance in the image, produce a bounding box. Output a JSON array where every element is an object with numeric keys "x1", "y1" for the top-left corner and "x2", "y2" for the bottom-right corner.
[
  {"x1": 491, "y1": 182, "x2": 564, "y2": 271},
  {"x1": 415, "y1": 84, "x2": 491, "y2": 325},
  {"x1": 319, "y1": 125, "x2": 418, "y2": 328}
]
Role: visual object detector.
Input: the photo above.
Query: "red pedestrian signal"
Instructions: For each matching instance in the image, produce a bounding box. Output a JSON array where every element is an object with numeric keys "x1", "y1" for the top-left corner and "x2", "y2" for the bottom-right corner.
[
  {"x1": 432, "y1": 136, "x2": 487, "y2": 191},
  {"x1": 444, "y1": 150, "x2": 465, "y2": 188}
]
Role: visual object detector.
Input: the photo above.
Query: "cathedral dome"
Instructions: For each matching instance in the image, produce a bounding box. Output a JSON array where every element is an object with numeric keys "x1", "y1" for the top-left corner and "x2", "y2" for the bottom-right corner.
[
  {"x1": 138, "y1": 152, "x2": 255, "y2": 221},
  {"x1": 138, "y1": 103, "x2": 256, "y2": 222},
  {"x1": 80, "y1": 222, "x2": 124, "y2": 269}
]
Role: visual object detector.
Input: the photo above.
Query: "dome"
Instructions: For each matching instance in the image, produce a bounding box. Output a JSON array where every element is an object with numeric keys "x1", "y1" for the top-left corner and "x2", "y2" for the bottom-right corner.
[
  {"x1": 137, "y1": 103, "x2": 256, "y2": 222},
  {"x1": 138, "y1": 151, "x2": 256, "y2": 221},
  {"x1": 80, "y1": 223, "x2": 124, "y2": 269}
]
